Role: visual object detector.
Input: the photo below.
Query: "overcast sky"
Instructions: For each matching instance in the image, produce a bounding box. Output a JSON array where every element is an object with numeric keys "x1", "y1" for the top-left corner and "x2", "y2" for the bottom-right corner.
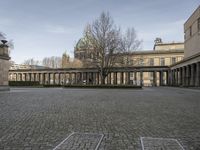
[{"x1": 0, "y1": 0, "x2": 199, "y2": 64}]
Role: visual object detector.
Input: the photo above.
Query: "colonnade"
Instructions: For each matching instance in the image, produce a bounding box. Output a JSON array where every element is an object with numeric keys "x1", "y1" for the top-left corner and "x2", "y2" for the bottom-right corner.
[
  {"x1": 9, "y1": 70, "x2": 168, "y2": 87},
  {"x1": 169, "y1": 62, "x2": 200, "y2": 87}
]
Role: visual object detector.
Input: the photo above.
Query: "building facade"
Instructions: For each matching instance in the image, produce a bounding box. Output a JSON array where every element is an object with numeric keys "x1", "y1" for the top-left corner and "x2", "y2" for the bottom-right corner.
[
  {"x1": 0, "y1": 41, "x2": 10, "y2": 90},
  {"x1": 9, "y1": 6, "x2": 200, "y2": 87},
  {"x1": 184, "y1": 6, "x2": 200, "y2": 58},
  {"x1": 74, "y1": 38, "x2": 184, "y2": 86},
  {"x1": 169, "y1": 5, "x2": 200, "y2": 87}
]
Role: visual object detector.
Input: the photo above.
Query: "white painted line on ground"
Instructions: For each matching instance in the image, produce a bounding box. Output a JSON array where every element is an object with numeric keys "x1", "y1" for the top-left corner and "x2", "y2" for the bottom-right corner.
[
  {"x1": 52, "y1": 132, "x2": 104, "y2": 150},
  {"x1": 52, "y1": 132, "x2": 75, "y2": 150},
  {"x1": 95, "y1": 133, "x2": 104, "y2": 150},
  {"x1": 140, "y1": 137, "x2": 145, "y2": 150},
  {"x1": 140, "y1": 137, "x2": 185, "y2": 150},
  {"x1": 175, "y1": 139, "x2": 185, "y2": 150}
]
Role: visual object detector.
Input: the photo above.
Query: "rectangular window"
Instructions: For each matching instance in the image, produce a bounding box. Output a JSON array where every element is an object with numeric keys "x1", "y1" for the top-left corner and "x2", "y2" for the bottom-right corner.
[
  {"x1": 129, "y1": 59, "x2": 133, "y2": 65},
  {"x1": 160, "y1": 58, "x2": 165, "y2": 66},
  {"x1": 198, "y1": 17, "x2": 200, "y2": 32},
  {"x1": 189, "y1": 26, "x2": 192, "y2": 37},
  {"x1": 139, "y1": 59, "x2": 144, "y2": 66},
  {"x1": 149, "y1": 58, "x2": 154, "y2": 66},
  {"x1": 171, "y1": 57, "x2": 176, "y2": 64}
]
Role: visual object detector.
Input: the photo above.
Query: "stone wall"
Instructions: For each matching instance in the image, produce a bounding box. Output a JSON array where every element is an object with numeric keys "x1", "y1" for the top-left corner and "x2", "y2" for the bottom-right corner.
[
  {"x1": 0, "y1": 46, "x2": 10, "y2": 91},
  {"x1": 184, "y1": 6, "x2": 200, "y2": 58}
]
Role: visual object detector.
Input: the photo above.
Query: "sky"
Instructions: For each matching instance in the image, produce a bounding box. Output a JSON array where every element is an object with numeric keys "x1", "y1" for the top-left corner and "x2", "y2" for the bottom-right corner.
[{"x1": 0, "y1": 0, "x2": 199, "y2": 64}]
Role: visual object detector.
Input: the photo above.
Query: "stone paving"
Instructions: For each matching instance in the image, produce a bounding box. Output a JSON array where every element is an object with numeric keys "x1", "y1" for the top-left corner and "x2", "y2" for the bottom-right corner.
[{"x1": 0, "y1": 87, "x2": 200, "y2": 150}]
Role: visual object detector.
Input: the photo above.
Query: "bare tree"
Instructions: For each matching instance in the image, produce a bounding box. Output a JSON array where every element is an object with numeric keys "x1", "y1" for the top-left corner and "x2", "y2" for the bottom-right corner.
[
  {"x1": 23, "y1": 58, "x2": 39, "y2": 66},
  {"x1": 42, "y1": 56, "x2": 62, "y2": 68},
  {"x1": 120, "y1": 27, "x2": 142, "y2": 66},
  {"x1": 83, "y1": 12, "x2": 122, "y2": 84},
  {"x1": 83, "y1": 12, "x2": 142, "y2": 84}
]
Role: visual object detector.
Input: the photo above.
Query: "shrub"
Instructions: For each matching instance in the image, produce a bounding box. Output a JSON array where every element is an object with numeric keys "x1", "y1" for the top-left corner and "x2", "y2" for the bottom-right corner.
[{"x1": 9, "y1": 81, "x2": 40, "y2": 86}]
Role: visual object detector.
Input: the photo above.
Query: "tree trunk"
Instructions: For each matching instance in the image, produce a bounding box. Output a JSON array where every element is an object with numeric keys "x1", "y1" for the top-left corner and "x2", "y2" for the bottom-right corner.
[{"x1": 101, "y1": 76, "x2": 106, "y2": 85}]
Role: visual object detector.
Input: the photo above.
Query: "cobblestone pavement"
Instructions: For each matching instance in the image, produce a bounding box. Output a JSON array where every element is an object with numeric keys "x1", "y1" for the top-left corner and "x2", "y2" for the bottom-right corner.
[{"x1": 0, "y1": 87, "x2": 200, "y2": 150}]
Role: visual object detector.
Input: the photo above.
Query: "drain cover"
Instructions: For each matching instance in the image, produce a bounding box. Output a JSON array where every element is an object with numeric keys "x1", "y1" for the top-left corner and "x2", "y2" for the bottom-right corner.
[
  {"x1": 53, "y1": 132, "x2": 104, "y2": 150},
  {"x1": 140, "y1": 137, "x2": 185, "y2": 150}
]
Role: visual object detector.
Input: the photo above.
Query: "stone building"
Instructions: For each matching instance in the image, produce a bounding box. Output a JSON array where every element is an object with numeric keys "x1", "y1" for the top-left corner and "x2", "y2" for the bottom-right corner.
[
  {"x1": 74, "y1": 37, "x2": 184, "y2": 86},
  {"x1": 184, "y1": 5, "x2": 200, "y2": 58},
  {"x1": 0, "y1": 40, "x2": 10, "y2": 90},
  {"x1": 170, "y1": 5, "x2": 200, "y2": 87}
]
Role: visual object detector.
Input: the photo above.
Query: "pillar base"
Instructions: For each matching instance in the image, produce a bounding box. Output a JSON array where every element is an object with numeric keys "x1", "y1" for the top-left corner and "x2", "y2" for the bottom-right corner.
[{"x1": 0, "y1": 85, "x2": 10, "y2": 91}]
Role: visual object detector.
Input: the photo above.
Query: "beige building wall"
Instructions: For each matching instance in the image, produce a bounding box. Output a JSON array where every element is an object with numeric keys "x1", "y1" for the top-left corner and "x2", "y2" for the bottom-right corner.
[
  {"x1": 154, "y1": 43, "x2": 184, "y2": 51},
  {"x1": 128, "y1": 50, "x2": 184, "y2": 86},
  {"x1": 184, "y1": 5, "x2": 200, "y2": 58},
  {"x1": 0, "y1": 46, "x2": 10, "y2": 90}
]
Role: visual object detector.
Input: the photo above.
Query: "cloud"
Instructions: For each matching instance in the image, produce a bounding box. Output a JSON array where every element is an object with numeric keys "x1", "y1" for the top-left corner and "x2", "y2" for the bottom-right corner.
[{"x1": 44, "y1": 24, "x2": 76, "y2": 34}]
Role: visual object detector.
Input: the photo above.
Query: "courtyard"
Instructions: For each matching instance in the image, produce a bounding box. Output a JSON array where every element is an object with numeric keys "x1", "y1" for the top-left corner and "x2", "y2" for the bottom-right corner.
[{"x1": 0, "y1": 87, "x2": 200, "y2": 150}]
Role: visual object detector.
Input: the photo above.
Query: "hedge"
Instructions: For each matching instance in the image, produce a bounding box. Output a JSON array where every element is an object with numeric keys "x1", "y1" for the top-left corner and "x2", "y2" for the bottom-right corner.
[
  {"x1": 9, "y1": 81, "x2": 40, "y2": 86},
  {"x1": 63, "y1": 84, "x2": 142, "y2": 89}
]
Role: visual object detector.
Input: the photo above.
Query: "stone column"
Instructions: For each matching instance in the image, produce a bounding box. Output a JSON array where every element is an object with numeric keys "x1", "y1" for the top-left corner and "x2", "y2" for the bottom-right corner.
[
  {"x1": 134, "y1": 71, "x2": 137, "y2": 85},
  {"x1": 159, "y1": 71, "x2": 163, "y2": 86},
  {"x1": 79, "y1": 72, "x2": 82, "y2": 84},
  {"x1": 69, "y1": 73, "x2": 72, "y2": 84},
  {"x1": 64, "y1": 73, "x2": 67, "y2": 85},
  {"x1": 108, "y1": 73, "x2": 111, "y2": 84},
  {"x1": 182, "y1": 67, "x2": 185, "y2": 86},
  {"x1": 58, "y1": 73, "x2": 61, "y2": 85},
  {"x1": 126, "y1": 72, "x2": 130, "y2": 85},
  {"x1": 23, "y1": 73, "x2": 25, "y2": 81},
  {"x1": 29, "y1": 73, "x2": 31, "y2": 81},
  {"x1": 171, "y1": 70, "x2": 174, "y2": 86},
  {"x1": 175, "y1": 69, "x2": 178, "y2": 86},
  {"x1": 52, "y1": 73, "x2": 55, "y2": 85},
  {"x1": 97, "y1": 72, "x2": 99, "y2": 85},
  {"x1": 48, "y1": 73, "x2": 51, "y2": 84},
  {"x1": 42, "y1": 73, "x2": 45, "y2": 85},
  {"x1": 33, "y1": 73, "x2": 36, "y2": 82},
  {"x1": 195, "y1": 62, "x2": 200, "y2": 87},
  {"x1": 190, "y1": 64, "x2": 195, "y2": 86},
  {"x1": 75, "y1": 73, "x2": 77, "y2": 84},
  {"x1": 140, "y1": 71, "x2": 143, "y2": 86},
  {"x1": 185, "y1": 66, "x2": 189, "y2": 87},
  {"x1": 179, "y1": 68, "x2": 182, "y2": 86},
  {"x1": 165, "y1": 71, "x2": 168, "y2": 86},
  {"x1": 120, "y1": 72, "x2": 124, "y2": 85},
  {"x1": 114, "y1": 72, "x2": 117, "y2": 85},
  {"x1": 153, "y1": 71, "x2": 157, "y2": 86},
  {"x1": 38, "y1": 73, "x2": 40, "y2": 84},
  {"x1": 169, "y1": 70, "x2": 171, "y2": 86},
  {"x1": 20, "y1": 73, "x2": 22, "y2": 81},
  {"x1": 93, "y1": 73, "x2": 96, "y2": 85}
]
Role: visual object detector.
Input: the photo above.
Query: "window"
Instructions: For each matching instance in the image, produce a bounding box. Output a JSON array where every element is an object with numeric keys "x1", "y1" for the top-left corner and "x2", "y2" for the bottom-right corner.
[
  {"x1": 171, "y1": 57, "x2": 176, "y2": 64},
  {"x1": 198, "y1": 17, "x2": 200, "y2": 32},
  {"x1": 189, "y1": 26, "x2": 192, "y2": 37},
  {"x1": 160, "y1": 58, "x2": 165, "y2": 66},
  {"x1": 129, "y1": 60, "x2": 133, "y2": 65},
  {"x1": 149, "y1": 58, "x2": 154, "y2": 66},
  {"x1": 138, "y1": 59, "x2": 144, "y2": 66}
]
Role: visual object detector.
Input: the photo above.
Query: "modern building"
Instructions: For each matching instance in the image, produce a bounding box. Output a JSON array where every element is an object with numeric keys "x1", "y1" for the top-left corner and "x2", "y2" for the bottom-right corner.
[
  {"x1": 170, "y1": 5, "x2": 200, "y2": 87},
  {"x1": 0, "y1": 40, "x2": 10, "y2": 90}
]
